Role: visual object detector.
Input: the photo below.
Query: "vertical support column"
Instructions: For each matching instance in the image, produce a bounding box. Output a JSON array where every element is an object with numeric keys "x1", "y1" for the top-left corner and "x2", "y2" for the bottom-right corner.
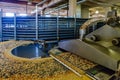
[
  {"x1": 104, "y1": 7, "x2": 111, "y2": 18},
  {"x1": 14, "y1": 13, "x2": 16, "y2": 40},
  {"x1": 68, "y1": 0, "x2": 77, "y2": 38},
  {"x1": 0, "y1": 9, "x2": 2, "y2": 41},
  {"x1": 68, "y1": 0, "x2": 77, "y2": 17},
  {"x1": 74, "y1": 16, "x2": 77, "y2": 38},
  {"x1": 36, "y1": 6, "x2": 38, "y2": 40},
  {"x1": 76, "y1": 4, "x2": 81, "y2": 18},
  {"x1": 81, "y1": 6, "x2": 89, "y2": 18},
  {"x1": 67, "y1": 0, "x2": 69, "y2": 17},
  {"x1": 57, "y1": 10, "x2": 59, "y2": 41}
]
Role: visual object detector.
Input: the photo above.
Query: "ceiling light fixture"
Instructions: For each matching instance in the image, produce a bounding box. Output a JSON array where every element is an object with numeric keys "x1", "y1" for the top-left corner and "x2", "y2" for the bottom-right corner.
[{"x1": 95, "y1": 10, "x2": 99, "y2": 14}]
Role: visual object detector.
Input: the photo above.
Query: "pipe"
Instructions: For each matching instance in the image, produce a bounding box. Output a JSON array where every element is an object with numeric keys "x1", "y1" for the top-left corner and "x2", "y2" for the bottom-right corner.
[
  {"x1": 80, "y1": 18, "x2": 106, "y2": 29},
  {"x1": 14, "y1": 13, "x2": 16, "y2": 40},
  {"x1": 88, "y1": 0, "x2": 119, "y2": 6},
  {"x1": 35, "y1": 5, "x2": 38, "y2": 40},
  {"x1": 36, "y1": 0, "x2": 48, "y2": 6},
  {"x1": 79, "y1": 17, "x2": 106, "y2": 40},
  {"x1": 45, "y1": 3, "x2": 67, "y2": 14},
  {"x1": 77, "y1": 0, "x2": 86, "y2": 4},
  {"x1": 45, "y1": 0, "x2": 86, "y2": 14},
  {"x1": 31, "y1": 0, "x2": 61, "y2": 14}
]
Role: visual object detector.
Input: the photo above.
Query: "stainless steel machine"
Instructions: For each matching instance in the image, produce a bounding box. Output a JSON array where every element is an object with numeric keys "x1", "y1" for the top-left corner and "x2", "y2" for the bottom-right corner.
[{"x1": 59, "y1": 10, "x2": 120, "y2": 73}]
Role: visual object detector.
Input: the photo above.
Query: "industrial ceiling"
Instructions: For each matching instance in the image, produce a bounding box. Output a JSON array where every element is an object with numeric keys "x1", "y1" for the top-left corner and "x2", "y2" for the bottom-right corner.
[{"x1": 0, "y1": 0, "x2": 120, "y2": 17}]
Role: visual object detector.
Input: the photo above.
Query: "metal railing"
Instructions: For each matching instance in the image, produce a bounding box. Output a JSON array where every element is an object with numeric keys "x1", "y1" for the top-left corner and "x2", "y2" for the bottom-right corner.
[{"x1": 1, "y1": 16, "x2": 88, "y2": 42}]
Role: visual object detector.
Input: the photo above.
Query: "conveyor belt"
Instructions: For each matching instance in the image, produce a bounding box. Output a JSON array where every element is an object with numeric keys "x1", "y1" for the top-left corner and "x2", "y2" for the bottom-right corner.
[
  {"x1": 49, "y1": 48, "x2": 115, "y2": 80},
  {"x1": 50, "y1": 53, "x2": 94, "y2": 80}
]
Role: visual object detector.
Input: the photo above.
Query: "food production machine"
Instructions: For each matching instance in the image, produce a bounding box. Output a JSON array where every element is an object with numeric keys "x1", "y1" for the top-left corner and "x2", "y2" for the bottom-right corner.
[{"x1": 58, "y1": 10, "x2": 120, "y2": 79}]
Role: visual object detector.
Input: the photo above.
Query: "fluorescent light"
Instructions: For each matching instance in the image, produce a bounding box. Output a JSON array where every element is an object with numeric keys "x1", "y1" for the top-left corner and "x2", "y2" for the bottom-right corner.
[
  {"x1": 95, "y1": 10, "x2": 99, "y2": 14},
  {"x1": 5, "y1": 13, "x2": 14, "y2": 17},
  {"x1": 19, "y1": 13, "x2": 27, "y2": 17}
]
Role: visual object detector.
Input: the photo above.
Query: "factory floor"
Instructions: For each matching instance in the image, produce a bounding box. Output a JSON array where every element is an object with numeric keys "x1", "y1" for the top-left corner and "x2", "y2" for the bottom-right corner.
[{"x1": 0, "y1": 40, "x2": 92, "y2": 80}]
